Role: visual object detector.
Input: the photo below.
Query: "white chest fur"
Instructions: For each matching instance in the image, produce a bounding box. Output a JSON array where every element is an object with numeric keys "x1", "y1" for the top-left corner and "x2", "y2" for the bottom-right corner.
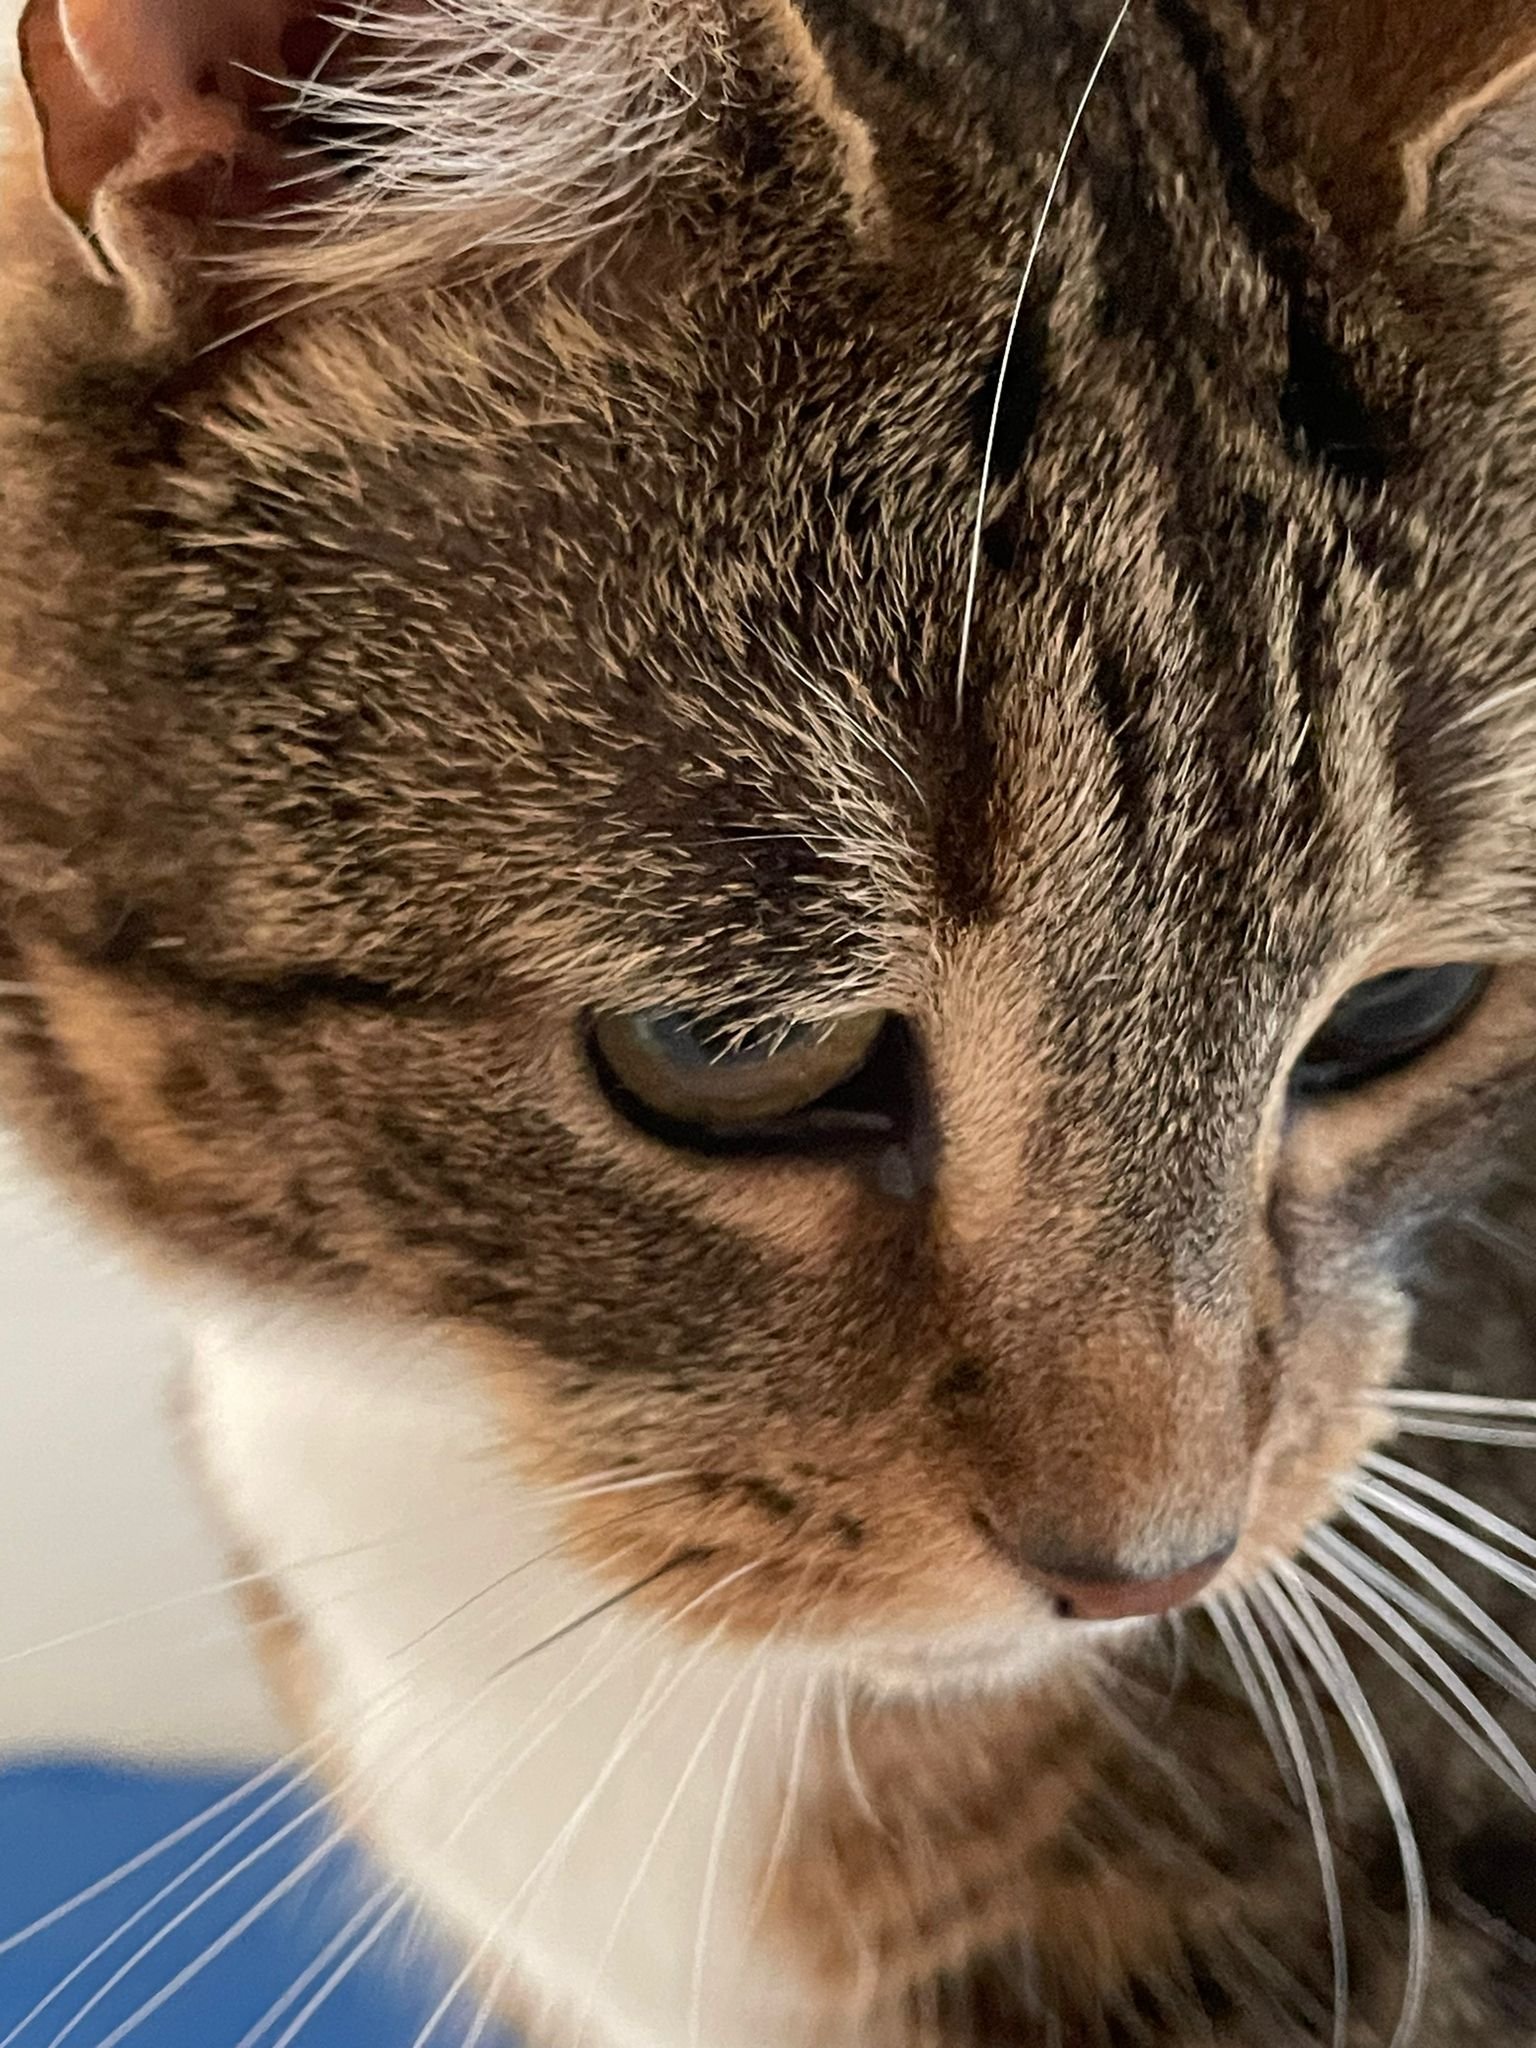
[{"x1": 190, "y1": 1301, "x2": 837, "y2": 2048}]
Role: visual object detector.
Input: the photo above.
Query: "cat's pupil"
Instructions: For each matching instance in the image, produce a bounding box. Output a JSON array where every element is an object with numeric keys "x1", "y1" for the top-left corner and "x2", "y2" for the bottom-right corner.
[{"x1": 1291, "y1": 965, "x2": 1491, "y2": 1096}]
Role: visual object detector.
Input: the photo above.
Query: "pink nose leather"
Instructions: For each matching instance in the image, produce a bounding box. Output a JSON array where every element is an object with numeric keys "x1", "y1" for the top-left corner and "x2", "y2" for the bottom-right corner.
[{"x1": 1035, "y1": 1547, "x2": 1233, "y2": 1621}]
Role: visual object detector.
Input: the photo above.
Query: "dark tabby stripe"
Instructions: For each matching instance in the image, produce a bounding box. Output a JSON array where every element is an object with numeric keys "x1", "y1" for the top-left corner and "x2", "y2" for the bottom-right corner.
[
  {"x1": 970, "y1": 294, "x2": 1054, "y2": 502},
  {"x1": 1151, "y1": 0, "x2": 1400, "y2": 488},
  {"x1": 1089, "y1": 641, "x2": 1157, "y2": 834}
]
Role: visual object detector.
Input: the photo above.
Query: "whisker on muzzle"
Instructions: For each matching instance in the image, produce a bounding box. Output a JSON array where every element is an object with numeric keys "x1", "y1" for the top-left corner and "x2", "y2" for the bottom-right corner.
[
  {"x1": 1252, "y1": 1566, "x2": 1430, "y2": 2048},
  {"x1": 1300, "y1": 1534, "x2": 1536, "y2": 1811},
  {"x1": 1221, "y1": 1585, "x2": 1349, "y2": 2048}
]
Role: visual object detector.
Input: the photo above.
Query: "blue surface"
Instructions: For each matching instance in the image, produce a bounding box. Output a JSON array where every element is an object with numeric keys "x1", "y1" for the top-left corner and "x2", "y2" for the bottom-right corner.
[{"x1": 0, "y1": 1762, "x2": 517, "y2": 2047}]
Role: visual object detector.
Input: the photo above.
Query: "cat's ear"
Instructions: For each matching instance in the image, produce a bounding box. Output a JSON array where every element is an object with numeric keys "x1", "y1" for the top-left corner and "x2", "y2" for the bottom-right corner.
[
  {"x1": 14, "y1": 0, "x2": 741, "y2": 340},
  {"x1": 1277, "y1": 0, "x2": 1536, "y2": 239},
  {"x1": 17, "y1": 0, "x2": 340, "y2": 328}
]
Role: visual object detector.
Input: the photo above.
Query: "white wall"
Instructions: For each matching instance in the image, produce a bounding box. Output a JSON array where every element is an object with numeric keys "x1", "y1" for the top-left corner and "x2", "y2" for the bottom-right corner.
[
  {"x1": 0, "y1": 1142, "x2": 279, "y2": 1761},
  {"x1": 0, "y1": 0, "x2": 273, "y2": 1767},
  {"x1": 0, "y1": 24, "x2": 276, "y2": 1767}
]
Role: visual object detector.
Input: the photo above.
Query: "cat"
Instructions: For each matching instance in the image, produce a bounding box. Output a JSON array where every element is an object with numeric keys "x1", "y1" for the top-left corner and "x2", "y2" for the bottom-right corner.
[{"x1": 5, "y1": 0, "x2": 1536, "y2": 2040}]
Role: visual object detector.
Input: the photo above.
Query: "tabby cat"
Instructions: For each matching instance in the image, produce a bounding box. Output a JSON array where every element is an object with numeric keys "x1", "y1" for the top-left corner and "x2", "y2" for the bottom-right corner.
[{"x1": 6, "y1": 0, "x2": 1536, "y2": 2041}]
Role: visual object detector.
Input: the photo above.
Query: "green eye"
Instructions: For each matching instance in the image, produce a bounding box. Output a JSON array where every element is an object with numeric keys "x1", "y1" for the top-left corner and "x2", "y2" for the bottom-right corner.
[
  {"x1": 1290, "y1": 965, "x2": 1491, "y2": 1096},
  {"x1": 591, "y1": 1009, "x2": 890, "y2": 1138}
]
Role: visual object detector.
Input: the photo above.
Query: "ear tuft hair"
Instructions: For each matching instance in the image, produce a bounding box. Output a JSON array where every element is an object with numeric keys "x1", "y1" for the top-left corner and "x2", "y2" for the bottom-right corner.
[
  {"x1": 17, "y1": 0, "x2": 727, "y2": 333},
  {"x1": 236, "y1": 0, "x2": 727, "y2": 296}
]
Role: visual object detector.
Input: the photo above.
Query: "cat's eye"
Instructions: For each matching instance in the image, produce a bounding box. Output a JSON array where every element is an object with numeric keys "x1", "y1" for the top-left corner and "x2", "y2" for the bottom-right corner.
[
  {"x1": 1290, "y1": 965, "x2": 1492, "y2": 1096},
  {"x1": 591, "y1": 1008, "x2": 896, "y2": 1150}
]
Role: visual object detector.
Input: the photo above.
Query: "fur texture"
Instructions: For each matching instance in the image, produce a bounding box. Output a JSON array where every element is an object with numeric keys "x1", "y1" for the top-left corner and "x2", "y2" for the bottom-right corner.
[{"x1": 7, "y1": 0, "x2": 1536, "y2": 2040}]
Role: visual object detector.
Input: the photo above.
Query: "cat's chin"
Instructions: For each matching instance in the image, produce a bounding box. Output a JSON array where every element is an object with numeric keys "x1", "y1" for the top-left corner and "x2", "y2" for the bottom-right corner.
[{"x1": 825, "y1": 1613, "x2": 1135, "y2": 1702}]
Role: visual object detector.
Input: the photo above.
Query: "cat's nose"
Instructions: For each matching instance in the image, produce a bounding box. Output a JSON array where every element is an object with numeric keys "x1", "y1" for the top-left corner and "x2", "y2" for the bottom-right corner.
[{"x1": 1024, "y1": 1540, "x2": 1236, "y2": 1621}]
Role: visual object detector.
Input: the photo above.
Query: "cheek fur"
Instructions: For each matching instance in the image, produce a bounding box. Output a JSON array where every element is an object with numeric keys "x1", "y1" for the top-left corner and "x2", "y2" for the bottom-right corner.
[
  {"x1": 487, "y1": 1332, "x2": 1027, "y2": 1647},
  {"x1": 3, "y1": 941, "x2": 1445, "y2": 1667},
  {"x1": 1239, "y1": 1282, "x2": 1408, "y2": 1573}
]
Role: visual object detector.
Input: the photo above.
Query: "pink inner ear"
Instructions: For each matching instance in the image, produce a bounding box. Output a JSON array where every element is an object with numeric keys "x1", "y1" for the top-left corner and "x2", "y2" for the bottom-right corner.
[
  {"x1": 59, "y1": 0, "x2": 313, "y2": 115},
  {"x1": 21, "y1": 0, "x2": 339, "y2": 245}
]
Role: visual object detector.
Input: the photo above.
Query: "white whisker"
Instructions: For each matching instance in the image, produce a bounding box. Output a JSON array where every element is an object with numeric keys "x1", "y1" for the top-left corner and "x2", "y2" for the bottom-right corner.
[
  {"x1": 0, "y1": 1521, "x2": 648, "y2": 2028},
  {"x1": 688, "y1": 1650, "x2": 772, "y2": 2048},
  {"x1": 37, "y1": 1561, "x2": 672, "y2": 2048},
  {"x1": 1381, "y1": 1390, "x2": 1536, "y2": 1419},
  {"x1": 0, "y1": 1540, "x2": 437, "y2": 1671},
  {"x1": 1090, "y1": 1675, "x2": 1210, "y2": 1836},
  {"x1": 395, "y1": 1487, "x2": 691, "y2": 1655},
  {"x1": 41, "y1": 1787, "x2": 362, "y2": 2048},
  {"x1": 1301, "y1": 1538, "x2": 1536, "y2": 1810},
  {"x1": 457, "y1": 1954, "x2": 517, "y2": 2048},
  {"x1": 0, "y1": 1755, "x2": 304, "y2": 1960},
  {"x1": 1389, "y1": 1417, "x2": 1536, "y2": 1449},
  {"x1": 1312, "y1": 1522, "x2": 1536, "y2": 1712},
  {"x1": 1362, "y1": 1452, "x2": 1536, "y2": 1565},
  {"x1": 504, "y1": 1650, "x2": 697, "y2": 1943},
  {"x1": 1438, "y1": 674, "x2": 1536, "y2": 736},
  {"x1": 1207, "y1": 1596, "x2": 1301, "y2": 1803},
  {"x1": 953, "y1": 0, "x2": 1132, "y2": 713},
  {"x1": 259, "y1": 1888, "x2": 421, "y2": 2048},
  {"x1": 1264, "y1": 1566, "x2": 1429, "y2": 2048},
  {"x1": 253, "y1": 1601, "x2": 648, "y2": 2048},
  {"x1": 833, "y1": 1673, "x2": 884, "y2": 1835},
  {"x1": 502, "y1": 1568, "x2": 773, "y2": 1939},
  {"x1": 1462, "y1": 1212, "x2": 1535, "y2": 1265},
  {"x1": 1263, "y1": 1599, "x2": 1342, "y2": 1805},
  {"x1": 422, "y1": 1560, "x2": 765, "y2": 2048},
  {"x1": 575, "y1": 1626, "x2": 764, "y2": 2044},
  {"x1": 472, "y1": 1553, "x2": 694, "y2": 1692},
  {"x1": 1229, "y1": 1588, "x2": 1347, "y2": 2048},
  {"x1": 0, "y1": 1767, "x2": 334, "y2": 2048},
  {"x1": 539, "y1": 1469, "x2": 699, "y2": 1502},
  {"x1": 0, "y1": 1472, "x2": 683, "y2": 1673},
  {"x1": 1335, "y1": 1494, "x2": 1536, "y2": 1704},
  {"x1": 751, "y1": 1669, "x2": 820, "y2": 1927},
  {"x1": 1160, "y1": 1611, "x2": 1190, "y2": 1718},
  {"x1": 381, "y1": 1610, "x2": 692, "y2": 2048},
  {"x1": 1221, "y1": 1923, "x2": 1333, "y2": 2038},
  {"x1": 1350, "y1": 1476, "x2": 1536, "y2": 1600},
  {"x1": 230, "y1": 1879, "x2": 399, "y2": 2048}
]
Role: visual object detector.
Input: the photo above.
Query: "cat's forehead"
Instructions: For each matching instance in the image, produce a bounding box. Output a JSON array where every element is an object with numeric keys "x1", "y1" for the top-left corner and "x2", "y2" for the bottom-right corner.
[
  {"x1": 27, "y1": 0, "x2": 1482, "y2": 1037},
  {"x1": 163, "y1": 216, "x2": 1415, "y2": 1035}
]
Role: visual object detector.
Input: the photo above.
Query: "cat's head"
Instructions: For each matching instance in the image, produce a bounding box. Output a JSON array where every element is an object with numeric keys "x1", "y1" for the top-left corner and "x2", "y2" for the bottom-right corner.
[{"x1": 4, "y1": 0, "x2": 1536, "y2": 1688}]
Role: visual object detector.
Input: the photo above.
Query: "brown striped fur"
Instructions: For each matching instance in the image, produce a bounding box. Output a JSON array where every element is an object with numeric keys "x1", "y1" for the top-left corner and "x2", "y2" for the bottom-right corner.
[{"x1": 8, "y1": 0, "x2": 1536, "y2": 2040}]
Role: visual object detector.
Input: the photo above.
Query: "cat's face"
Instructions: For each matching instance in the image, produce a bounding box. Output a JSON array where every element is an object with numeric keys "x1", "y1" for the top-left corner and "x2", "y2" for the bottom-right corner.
[{"x1": 6, "y1": 0, "x2": 1536, "y2": 1689}]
